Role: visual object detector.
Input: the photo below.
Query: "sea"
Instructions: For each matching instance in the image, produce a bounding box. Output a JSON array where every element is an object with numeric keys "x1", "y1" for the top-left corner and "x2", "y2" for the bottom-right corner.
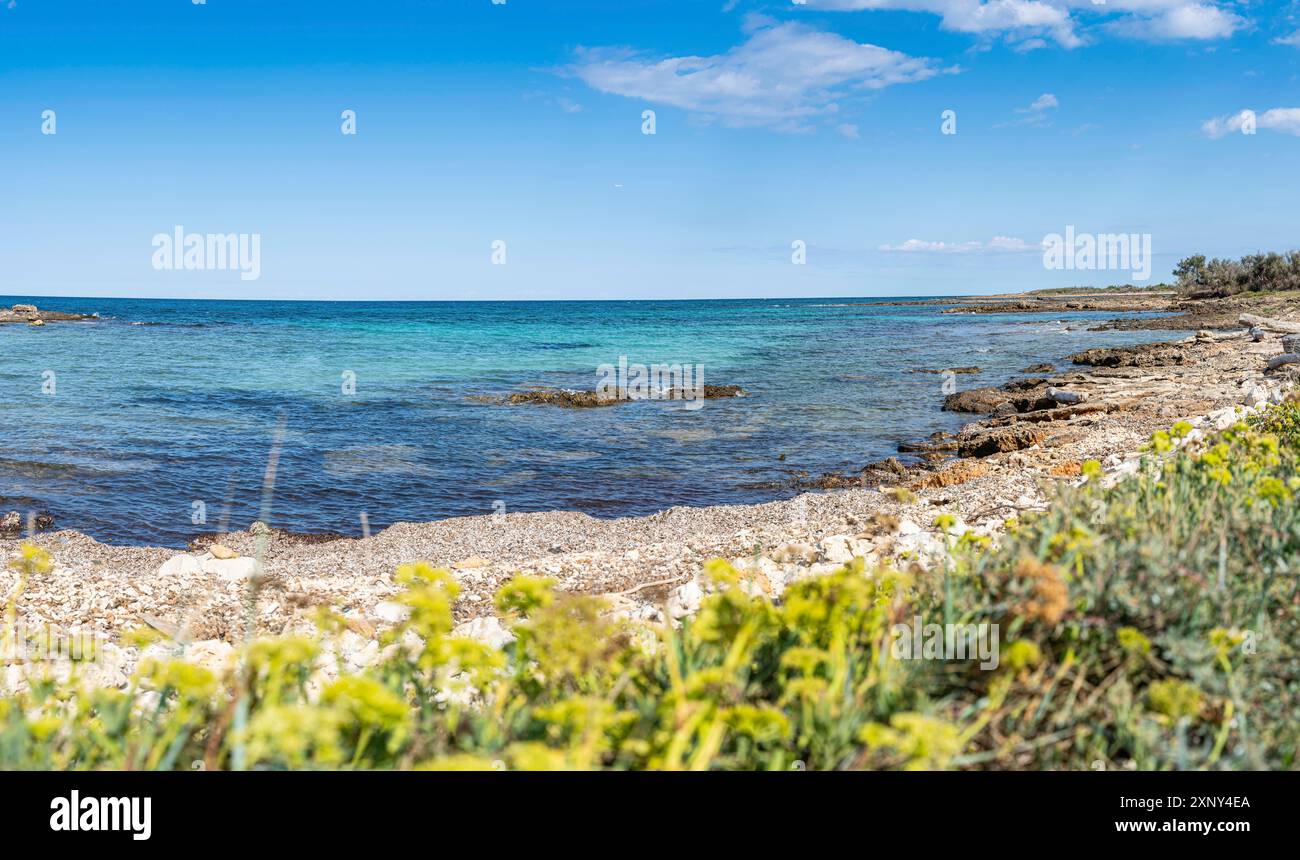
[{"x1": 0, "y1": 296, "x2": 1185, "y2": 547}]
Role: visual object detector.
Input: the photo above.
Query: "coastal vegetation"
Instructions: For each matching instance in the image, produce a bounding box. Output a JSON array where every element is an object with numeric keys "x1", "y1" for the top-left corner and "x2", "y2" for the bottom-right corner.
[
  {"x1": 1174, "y1": 251, "x2": 1300, "y2": 298},
  {"x1": 3, "y1": 397, "x2": 1298, "y2": 770}
]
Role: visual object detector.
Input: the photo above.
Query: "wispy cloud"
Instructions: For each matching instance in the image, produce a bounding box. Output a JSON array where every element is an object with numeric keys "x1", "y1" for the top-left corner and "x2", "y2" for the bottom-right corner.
[
  {"x1": 996, "y1": 92, "x2": 1058, "y2": 127},
  {"x1": 1273, "y1": 30, "x2": 1300, "y2": 47},
  {"x1": 811, "y1": 0, "x2": 1082, "y2": 48},
  {"x1": 879, "y1": 236, "x2": 1040, "y2": 253},
  {"x1": 807, "y1": 0, "x2": 1246, "y2": 48},
  {"x1": 567, "y1": 15, "x2": 953, "y2": 131},
  {"x1": 1202, "y1": 107, "x2": 1300, "y2": 138},
  {"x1": 1018, "y1": 92, "x2": 1058, "y2": 112}
]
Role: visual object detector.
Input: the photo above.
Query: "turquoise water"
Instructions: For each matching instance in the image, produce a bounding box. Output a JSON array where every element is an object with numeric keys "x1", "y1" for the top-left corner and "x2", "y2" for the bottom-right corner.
[{"x1": 0, "y1": 296, "x2": 1184, "y2": 547}]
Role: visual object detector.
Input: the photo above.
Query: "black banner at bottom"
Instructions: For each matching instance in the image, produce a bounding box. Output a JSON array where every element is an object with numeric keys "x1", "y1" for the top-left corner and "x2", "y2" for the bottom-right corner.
[{"x1": 5, "y1": 770, "x2": 1281, "y2": 847}]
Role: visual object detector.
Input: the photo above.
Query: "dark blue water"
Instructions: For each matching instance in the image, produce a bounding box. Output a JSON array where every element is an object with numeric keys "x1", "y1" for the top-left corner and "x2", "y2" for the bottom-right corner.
[{"x1": 0, "y1": 296, "x2": 1183, "y2": 547}]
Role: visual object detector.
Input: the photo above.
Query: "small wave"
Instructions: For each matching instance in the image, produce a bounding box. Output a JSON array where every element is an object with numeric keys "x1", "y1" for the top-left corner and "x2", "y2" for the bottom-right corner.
[
  {"x1": 534, "y1": 342, "x2": 596, "y2": 350},
  {"x1": 129, "y1": 321, "x2": 221, "y2": 328},
  {"x1": 0, "y1": 457, "x2": 91, "y2": 479}
]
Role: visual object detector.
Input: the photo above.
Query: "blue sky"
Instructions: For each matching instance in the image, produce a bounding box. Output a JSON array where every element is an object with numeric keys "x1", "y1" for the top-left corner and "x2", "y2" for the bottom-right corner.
[{"x1": 1, "y1": 0, "x2": 1297, "y2": 300}]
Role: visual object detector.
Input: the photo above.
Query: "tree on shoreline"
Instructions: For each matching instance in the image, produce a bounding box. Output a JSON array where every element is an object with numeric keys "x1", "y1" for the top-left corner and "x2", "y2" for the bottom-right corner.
[{"x1": 1174, "y1": 250, "x2": 1300, "y2": 297}]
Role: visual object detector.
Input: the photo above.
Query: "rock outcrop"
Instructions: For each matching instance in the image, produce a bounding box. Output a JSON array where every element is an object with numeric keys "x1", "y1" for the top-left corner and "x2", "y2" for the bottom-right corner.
[{"x1": 0, "y1": 303, "x2": 94, "y2": 325}]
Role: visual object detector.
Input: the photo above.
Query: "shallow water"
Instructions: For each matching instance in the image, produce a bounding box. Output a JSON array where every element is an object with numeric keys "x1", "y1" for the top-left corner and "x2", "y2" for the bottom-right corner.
[{"x1": 0, "y1": 296, "x2": 1186, "y2": 547}]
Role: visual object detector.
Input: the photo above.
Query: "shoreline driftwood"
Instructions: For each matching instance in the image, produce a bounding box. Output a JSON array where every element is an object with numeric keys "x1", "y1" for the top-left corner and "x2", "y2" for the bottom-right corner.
[{"x1": 1240, "y1": 313, "x2": 1300, "y2": 334}]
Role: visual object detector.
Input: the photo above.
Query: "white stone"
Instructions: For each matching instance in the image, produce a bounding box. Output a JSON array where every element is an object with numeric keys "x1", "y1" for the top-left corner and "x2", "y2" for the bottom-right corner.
[
  {"x1": 896, "y1": 531, "x2": 946, "y2": 563},
  {"x1": 373, "y1": 600, "x2": 410, "y2": 624},
  {"x1": 452, "y1": 615, "x2": 515, "y2": 650},
  {"x1": 185, "y1": 639, "x2": 235, "y2": 675},
  {"x1": 1206, "y1": 407, "x2": 1239, "y2": 430},
  {"x1": 1243, "y1": 385, "x2": 1270, "y2": 407},
  {"x1": 819, "y1": 534, "x2": 856, "y2": 564},
  {"x1": 201, "y1": 556, "x2": 260, "y2": 582},
  {"x1": 896, "y1": 519, "x2": 922, "y2": 536},
  {"x1": 156, "y1": 553, "x2": 203, "y2": 577},
  {"x1": 1046, "y1": 387, "x2": 1087, "y2": 405},
  {"x1": 770, "y1": 542, "x2": 817, "y2": 564},
  {"x1": 666, "y1": 579, "x2": 703, "y2": 619},
  {"x1": 847, "y1": 538, "x2": 875, "y2": 558}
]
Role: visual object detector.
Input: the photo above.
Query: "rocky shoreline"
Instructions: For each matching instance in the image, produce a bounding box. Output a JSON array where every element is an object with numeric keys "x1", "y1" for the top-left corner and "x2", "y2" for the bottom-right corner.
[
  {"x1": 2, "y1": 302, "x2": 1297, "y2": 690},
  {"x1": 902, "y1": 288, "x2": 1300, "y2": 335},
  {"x1": 0, "y1": 303, "x2": 94, "y2": 326}
]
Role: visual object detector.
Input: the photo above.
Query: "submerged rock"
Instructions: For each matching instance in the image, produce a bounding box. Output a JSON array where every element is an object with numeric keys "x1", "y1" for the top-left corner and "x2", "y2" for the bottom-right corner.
[
  {"x1": 504, "y1": 384, "x2": 747, "y2": 408},
  {"x1": 507, "y1": 388, "x2": 619, "y2": 408},
  {"x1": 0, "y1": 510, "x2": 56, "y2": 536},
  {"x1": 913, "y1": 366, "x2": 981, "y2": 375},
  {"x1": 0, "y1": 304, "x2": 94, "y2": 325}
]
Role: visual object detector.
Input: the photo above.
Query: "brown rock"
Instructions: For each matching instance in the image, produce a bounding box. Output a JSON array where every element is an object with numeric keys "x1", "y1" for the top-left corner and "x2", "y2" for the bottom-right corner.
[
  {"x1": 1069, "y1": 342, "x2": 1186, "y2": 368},
  {"x1": 957, "y1": 426, "x2": 1046, "y2": 457},
  {"x1": 942, "y1": 387, "x2": 1015, "y2": 415},
  {"x1": 1003, "y1": 377, "x2": 1048, "y2": 391},
  {"x1": 507, "y1": 388, "x2": 619, "y2": 408},
  {"x1": 911, "y1": 460, "x2": 990, "y2": 489},
  {"x1": 1049, "y1": 460, "x2": 1083, "y2": 477}
]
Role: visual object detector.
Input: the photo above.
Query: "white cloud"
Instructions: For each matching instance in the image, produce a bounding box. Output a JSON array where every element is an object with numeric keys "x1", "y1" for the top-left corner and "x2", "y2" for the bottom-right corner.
[
  {"x1": 1202, "y1": 108, "x2": 1300, "y2": 138},
  {"x1": 567, "y1": 16, "x2": 950, "y2": 130},
  {"x1": 879, "y1": 236, "x2": 1040, "y2": 252},
  {"x1": 1018, "y1": 92, "x2": 1059, "y2": 112},
  {"x1": 813, "y1": 0, "x2": 1082, "y2": 47},
  {"x1": 1273, "y1": 31, "x2": 1300, "y2": 47},
  {"x1": 835, "y1": 122, "x2": 861, "y2": 138},
  {"x1": 1106, "y1": 3, "x2": 1245, "y2": 40},
  {"x1": 810, "y1": 0, "x2": 1246, "y2": 46}
]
